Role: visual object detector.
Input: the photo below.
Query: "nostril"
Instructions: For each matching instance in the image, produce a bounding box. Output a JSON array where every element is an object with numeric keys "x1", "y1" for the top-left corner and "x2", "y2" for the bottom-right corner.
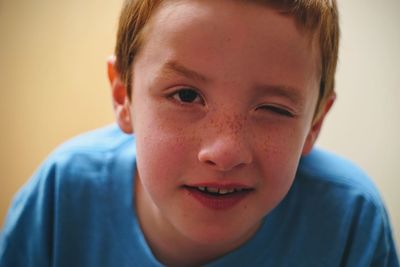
[{"x1": 205, "y1": 160, "x2": 216, "y2": 166}]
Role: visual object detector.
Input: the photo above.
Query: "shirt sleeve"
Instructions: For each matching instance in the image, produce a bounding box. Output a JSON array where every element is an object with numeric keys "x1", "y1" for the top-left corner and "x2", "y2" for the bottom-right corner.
[
  {"x1": 0, "y1": 159, "x2": 57, "y2": 267},
  {"x1": 370, "y1": 207, "x2": 399, "y2": 267},
  {"x1": 342, "y1": 195, "x2": 399, "y2": 267}
]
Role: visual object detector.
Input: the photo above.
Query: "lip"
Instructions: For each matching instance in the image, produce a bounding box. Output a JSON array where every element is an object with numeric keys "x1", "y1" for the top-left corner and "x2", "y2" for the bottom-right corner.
[
  {"x1": 183, "y1": 183, "x2": 254, "y2": 210},
  {"x1": 186, "y1": 182, "x2": 253, "y2": 190}
]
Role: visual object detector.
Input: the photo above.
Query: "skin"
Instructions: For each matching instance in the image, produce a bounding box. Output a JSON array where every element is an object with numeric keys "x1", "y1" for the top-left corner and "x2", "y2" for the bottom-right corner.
[{"x1": 108, "y1": 0, "x2": 335, "y2": 266}]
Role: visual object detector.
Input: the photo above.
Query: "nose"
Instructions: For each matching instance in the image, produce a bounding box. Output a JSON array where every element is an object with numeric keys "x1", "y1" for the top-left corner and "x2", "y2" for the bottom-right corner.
[{"x1": 197, "y1": 132, "x2": 253, "y2": 172}]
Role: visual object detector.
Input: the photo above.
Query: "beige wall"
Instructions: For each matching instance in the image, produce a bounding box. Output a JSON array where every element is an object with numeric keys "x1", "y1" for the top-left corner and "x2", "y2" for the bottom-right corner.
[
  {"x1": 317, "y1": 0, "x2": 400, "y2": 248},
  {"x1": 0, "y1": 0, "x2": 121, "y2": 222},
  {"x1": 1, "y1": 0, "x2": 399, "y2": 250}
]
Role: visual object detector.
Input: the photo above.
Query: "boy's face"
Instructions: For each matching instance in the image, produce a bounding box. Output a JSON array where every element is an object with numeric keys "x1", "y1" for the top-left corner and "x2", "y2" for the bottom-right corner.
[{"x1": 113, "y1": 0, "x2": 324, "y2": 251}]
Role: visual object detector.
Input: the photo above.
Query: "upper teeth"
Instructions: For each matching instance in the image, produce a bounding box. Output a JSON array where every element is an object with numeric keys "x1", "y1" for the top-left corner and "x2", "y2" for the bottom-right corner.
[{"x1": 197, "y1": 186, "x2": 240, "y2": 194}]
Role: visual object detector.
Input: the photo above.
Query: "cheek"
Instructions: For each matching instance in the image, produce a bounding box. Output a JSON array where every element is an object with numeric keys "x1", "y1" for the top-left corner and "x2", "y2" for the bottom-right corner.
[
  {"x1": 255, "y1": 147, "x2": 300, "y2": 214},
  {"x1": 133, "y1": 108, "x2": 200, "y2": 196},
  {"x1": 255, "y1": 123, "x2": 308, "y2": 197},
  {"x1": 257, "y1": 121, "x2": 308, "y2": 161},
  {"x1": 259, "y1": 139, "x2": 300, "y2": 186}
]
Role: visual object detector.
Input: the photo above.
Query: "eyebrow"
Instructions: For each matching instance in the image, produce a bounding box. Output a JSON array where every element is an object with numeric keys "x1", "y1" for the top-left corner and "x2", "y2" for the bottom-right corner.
[
  {"x1": 160, "y1": 60, "x2": 305, "y2": 110},
  {"x1": 161, "y1": 61, "x2": 210, "y2": 83}
]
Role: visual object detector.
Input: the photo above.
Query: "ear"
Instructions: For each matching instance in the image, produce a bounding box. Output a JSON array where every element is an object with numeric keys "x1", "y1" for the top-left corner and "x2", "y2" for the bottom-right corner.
[
  {"x1": 107, "y1": 55, "x2": 133, "y2": 134},
  {"x1": 302, "y1": 93, "x2": 336, "y2": 155}
]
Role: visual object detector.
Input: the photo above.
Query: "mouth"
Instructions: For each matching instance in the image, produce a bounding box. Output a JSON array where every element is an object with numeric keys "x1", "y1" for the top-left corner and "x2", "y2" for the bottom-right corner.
[
  {"x1": 187, "y1": 185, "x2": 252, "y2": 196},
  {"x1": 183, "y1": 184, "x2": 254, "y2": 210}
]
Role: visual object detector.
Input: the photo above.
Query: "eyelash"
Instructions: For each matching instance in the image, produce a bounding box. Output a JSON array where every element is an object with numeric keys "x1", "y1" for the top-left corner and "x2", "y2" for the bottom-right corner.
[
  {"x1": 256, "y1": 105, "x2": 294, "y2": 117},
  {"x1": 169, "y1": 88, "x2": 294, "y2": 118},
  {"x1": 169, "y1": 88, "x2": 204, "y2": 105}
]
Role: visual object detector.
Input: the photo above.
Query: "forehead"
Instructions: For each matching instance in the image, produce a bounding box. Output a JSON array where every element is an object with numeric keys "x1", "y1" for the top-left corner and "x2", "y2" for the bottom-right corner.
[
  {"x1": 136, "y1": 0, "x2": 321, "y2": 98},
  {"x1": 143, "y1": 0, "x2": 319, "y2": 48}
]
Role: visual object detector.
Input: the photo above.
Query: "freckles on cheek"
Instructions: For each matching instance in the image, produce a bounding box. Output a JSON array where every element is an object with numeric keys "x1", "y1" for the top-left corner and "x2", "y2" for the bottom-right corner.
[
  {"x1": 137, "y1": 124, "x2": 201, "y2": 172},
  {"x1": 259, "y1": 125, "x2": 305, "y2": 156},
  {"x1": 135, "y1": 104, "x2": 203, "y2": 173},
  {"x1": 257, "y1": 127, "x2": 304, "y2": 183},
  {"x1": 258, "y1": 128, "x2": 286, "y2": 156}
]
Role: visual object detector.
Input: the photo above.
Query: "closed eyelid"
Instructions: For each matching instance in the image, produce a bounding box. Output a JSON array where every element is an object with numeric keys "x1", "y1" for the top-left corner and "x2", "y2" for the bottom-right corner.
[
  {"x1": 254, "y1": 85, "x2": 305, "y2": 111},
  {"x1": 258, "y1": 104, "x2": 296, "y2": 117}
]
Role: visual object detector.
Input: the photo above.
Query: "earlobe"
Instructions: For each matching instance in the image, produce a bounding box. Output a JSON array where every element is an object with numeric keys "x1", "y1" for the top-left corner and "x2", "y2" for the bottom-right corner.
[
  {"x1": 107, "y1": 56, "x2": 133, "y2": 134},
  {"x1": 302, "y1": 93, "x2": 336, "y2": 155}
]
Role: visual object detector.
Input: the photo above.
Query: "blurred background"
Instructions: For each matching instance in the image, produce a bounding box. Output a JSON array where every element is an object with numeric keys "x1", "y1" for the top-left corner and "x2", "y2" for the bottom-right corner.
[{"x1": 0, "y1": 0, "x2": 399, "y2": 250}]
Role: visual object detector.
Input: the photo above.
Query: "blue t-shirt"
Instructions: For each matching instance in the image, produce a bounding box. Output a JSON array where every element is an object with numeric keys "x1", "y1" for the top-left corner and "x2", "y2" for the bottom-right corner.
[{"x1": 0, "y1": 124, "x2": 398, "y2": 267}]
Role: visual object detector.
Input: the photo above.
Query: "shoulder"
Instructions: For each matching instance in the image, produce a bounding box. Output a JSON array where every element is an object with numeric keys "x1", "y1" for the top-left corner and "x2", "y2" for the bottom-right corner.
[
  {"x1": 7, "y1": 124, "x2": 136, "y2": 212},
  {"x1": 51, "y1": 123, "x2": 134, "y2": 159},
  {"x1": 296, "y1": 147, "x2": 382, "y2": 207},
  {"x1": 293, "y1": 147, "x2": 388, "y2": 232},
  {"x1": 23, "y1": 124, "x2": 137, "y2": 205},
  {"x1": 0, "y1": 125, "x2": 138, "y2": 266},
  {"x1": 42, "y1": 124, "x2": 135, "y2": 180},
  {"x1": 4, "y1": 124, "x2": 136, "y2": 226},
  {"x1": 289, "y1": 148, "x2": 399, "y2": 266}
]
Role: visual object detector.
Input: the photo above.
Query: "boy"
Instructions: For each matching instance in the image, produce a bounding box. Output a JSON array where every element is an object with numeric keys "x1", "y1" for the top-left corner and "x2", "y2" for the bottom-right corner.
[{"x1": 1, "y1": 0, "x2": 399, "y2": 266}]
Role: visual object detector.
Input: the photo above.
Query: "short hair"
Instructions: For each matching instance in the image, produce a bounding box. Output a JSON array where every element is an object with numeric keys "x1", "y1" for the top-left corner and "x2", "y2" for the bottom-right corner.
[{"x1": 115, "y1": 0, "x2": 339, "y2": 121}]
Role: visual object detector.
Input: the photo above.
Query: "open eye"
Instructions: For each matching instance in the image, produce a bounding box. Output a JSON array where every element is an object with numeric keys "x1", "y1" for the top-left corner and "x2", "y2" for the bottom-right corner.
[
  {"x1": 257, "y1": 105, "x2": 294, "y2": 118},
  {"x1": 171, "y1": 88, "x2": 204, "y2": 104}
]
